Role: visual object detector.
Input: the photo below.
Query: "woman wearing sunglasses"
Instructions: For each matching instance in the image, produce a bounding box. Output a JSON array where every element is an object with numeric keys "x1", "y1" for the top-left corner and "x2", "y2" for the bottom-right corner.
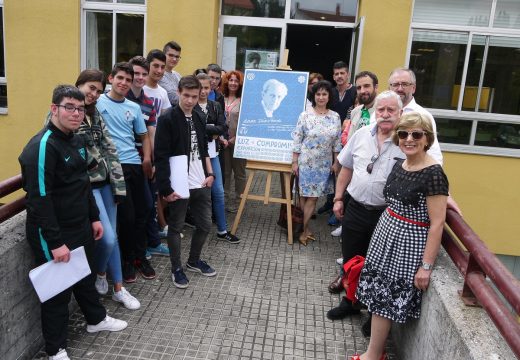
[{"x1": 352, "y1": 112, "x2": 448, "y2": 360}]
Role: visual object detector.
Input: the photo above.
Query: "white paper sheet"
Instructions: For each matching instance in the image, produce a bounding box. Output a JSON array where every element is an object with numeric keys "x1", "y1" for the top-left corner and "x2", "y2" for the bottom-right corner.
[
  {"x1": 208, "y1": 140, "x2": 218, "y2": 158},
  {"x1": 29, "y1": 246, "x2": 91, "y2": 303},
  {"x1": 169, "y1": 155, "x2": 190, "y2": 198}
]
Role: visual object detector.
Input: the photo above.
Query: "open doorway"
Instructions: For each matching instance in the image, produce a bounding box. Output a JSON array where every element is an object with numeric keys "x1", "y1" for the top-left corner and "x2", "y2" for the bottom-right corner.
[{"x1": 285, "y1": 24, "x2": 353, "y2": 82}]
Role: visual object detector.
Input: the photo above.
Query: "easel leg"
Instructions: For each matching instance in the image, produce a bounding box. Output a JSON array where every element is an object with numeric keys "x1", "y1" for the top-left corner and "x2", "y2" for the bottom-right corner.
[
  {"x1": 231, "y1": 170, "x2": 255, "y2": 235},
  {"x1": 283, "y1": 172, "x2": 293, "y2": 244}
]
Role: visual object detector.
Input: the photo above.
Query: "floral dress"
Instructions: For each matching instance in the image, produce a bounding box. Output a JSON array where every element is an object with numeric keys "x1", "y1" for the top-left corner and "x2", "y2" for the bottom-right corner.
[
  {"x1": 292, "y1": 109, "x2": 341, "y2": 197},
  {"x1": 356, "y1": 160, "x2": 449, "y2": 323}
]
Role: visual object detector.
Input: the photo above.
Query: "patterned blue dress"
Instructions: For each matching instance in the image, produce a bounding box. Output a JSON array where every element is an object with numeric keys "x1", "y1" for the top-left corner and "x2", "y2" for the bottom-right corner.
[{"x1": 292, "y1": 109, "x2": 342, "y2": 197}]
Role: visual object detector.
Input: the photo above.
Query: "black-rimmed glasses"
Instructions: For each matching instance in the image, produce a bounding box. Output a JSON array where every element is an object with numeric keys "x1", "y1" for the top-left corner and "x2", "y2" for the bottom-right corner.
[
  {"x1": 55, "y1": 104, "x2": 85, "y2": 114},
  {"x1": 366, "y1": 154, "x2": 379, "y2": 174},
  {"x1": 397, "y1": 130, "x2": 427, "y2": 140}
]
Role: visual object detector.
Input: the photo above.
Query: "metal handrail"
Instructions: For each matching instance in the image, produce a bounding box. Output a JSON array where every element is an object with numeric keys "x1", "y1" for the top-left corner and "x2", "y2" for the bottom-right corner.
[
  {"x1": 442, "y1": 208, "x2": 520, "y2": 359},
  {"x1": 0, "y1": 174, "x2": 25, "y2": 223}
]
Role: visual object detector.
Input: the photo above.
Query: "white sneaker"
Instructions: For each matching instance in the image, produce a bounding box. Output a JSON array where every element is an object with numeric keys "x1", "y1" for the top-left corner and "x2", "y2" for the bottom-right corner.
[
  {"x1": 336, "y1": 257, "x2": 343, "y2": 266},
  {"x1": 49, "y1": 348, "x2": 70, "y2": 360},
  {"x1": 331, "y1": 226, "x2": 342, "y2": 237},
  {"x1": 95, "y1": 274, "x2": 108, "y2": 295},
  {"x1": 112, "y1": 287, "x2": 141, "y2": 310},
  {"x1": 86, "y1": 315, "x2": 128, "y2": 333}
]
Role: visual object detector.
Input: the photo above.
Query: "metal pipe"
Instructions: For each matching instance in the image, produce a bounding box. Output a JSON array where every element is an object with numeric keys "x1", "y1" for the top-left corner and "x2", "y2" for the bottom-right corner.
[{"x1": 0, "y1": 174, "x2": 22, "y2": 198}]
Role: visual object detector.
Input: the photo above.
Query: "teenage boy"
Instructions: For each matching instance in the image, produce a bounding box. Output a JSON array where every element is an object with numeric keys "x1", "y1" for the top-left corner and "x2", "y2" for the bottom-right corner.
[
  {"x1": 19, "y1": 85, "x2": 127, "y2": 360},
  {"x1": 96, "y1": 62, "x2": 156, "y2": 283},
  {"x1": 159, "y1": 40, "x2": 182, "y2": 106},
  {"x1": 144, "y1": 49, "x2": 171, "y2": 120},
  {"x1": 127, "y1": 55, "x2": 170, "y2": 258},
  {"x1": 155, "y1": 75, "x2": 218, "y2": 289},
  {"x1": 194, "y1": 73, "x2": 240, "y2": 244}
]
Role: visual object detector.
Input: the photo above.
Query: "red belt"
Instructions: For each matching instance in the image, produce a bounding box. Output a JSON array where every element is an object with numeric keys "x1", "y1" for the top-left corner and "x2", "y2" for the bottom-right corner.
[{"x1": 387, "y1": 208, "x2": 430, "y2": 227}]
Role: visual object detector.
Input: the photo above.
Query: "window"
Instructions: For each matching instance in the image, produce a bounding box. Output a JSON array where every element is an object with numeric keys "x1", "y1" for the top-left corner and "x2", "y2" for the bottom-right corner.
[
  {"x1": 222, "y1": 0, "x2": 285, "y2": 19},
  {"x1": 411, "y1": 0, "x2": 520, "y2": 155},
  {"x1": 290, "y1": 0, "x2": 357, "y2": 23},
  {"x1": 82, "y1": 1, "x2": 145, "y2": 76},
  {"x1": 0, "y1": 2, "x2": 7, "y2": 112}
]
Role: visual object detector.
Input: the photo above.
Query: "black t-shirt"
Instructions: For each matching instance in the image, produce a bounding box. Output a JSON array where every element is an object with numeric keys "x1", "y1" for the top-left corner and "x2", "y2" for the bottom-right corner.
[{"x1": 331, "y1": 86, "x2": 357, "y2": 123}]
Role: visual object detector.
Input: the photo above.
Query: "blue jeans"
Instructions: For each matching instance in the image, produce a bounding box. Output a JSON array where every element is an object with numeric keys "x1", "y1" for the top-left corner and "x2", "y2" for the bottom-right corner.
[
  {"x1": 211, "y1": 156, "x2": 227, "y2": 233},
  {"x1": 92, "y1": 184, "x2": 123, "y2": 284}
]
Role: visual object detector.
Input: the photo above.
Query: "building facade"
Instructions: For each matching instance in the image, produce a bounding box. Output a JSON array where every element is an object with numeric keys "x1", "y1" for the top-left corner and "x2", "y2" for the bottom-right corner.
[{"x1": 0, "y1": 0, "x2": 518, "y2": 265}]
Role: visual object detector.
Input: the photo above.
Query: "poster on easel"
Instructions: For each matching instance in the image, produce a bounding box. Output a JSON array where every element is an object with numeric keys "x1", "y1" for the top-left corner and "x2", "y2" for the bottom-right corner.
[{"x1": 234, "y1": 69, "x2": 309, "y2": 164}]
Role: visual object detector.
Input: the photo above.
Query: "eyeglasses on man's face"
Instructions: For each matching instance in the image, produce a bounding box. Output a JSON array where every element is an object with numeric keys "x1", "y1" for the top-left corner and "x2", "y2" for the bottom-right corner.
[
  {"x1": 389, "y1": 82, "x2": 413, "y2": 89},
  {"x1": 56, "y1": 104, "x2": 86, "y2": 114}
]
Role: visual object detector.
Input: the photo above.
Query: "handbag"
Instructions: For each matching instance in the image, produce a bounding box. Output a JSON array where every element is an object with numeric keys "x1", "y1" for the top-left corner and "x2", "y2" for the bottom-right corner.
[{"x1": 277, "y1": 175, "x2": 304, "y2": 234}]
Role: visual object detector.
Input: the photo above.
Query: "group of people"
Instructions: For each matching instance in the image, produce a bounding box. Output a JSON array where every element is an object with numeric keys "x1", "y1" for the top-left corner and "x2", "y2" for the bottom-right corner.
[
  {"x1": 293, "y1": 63, "x2": 460, "y2": 360},
  {"x1": 19, "y1": 40, "x2": 254, "y2": 360},
  {"x1": 19, "y1": 39, "x2": 460, "y2": 359}
]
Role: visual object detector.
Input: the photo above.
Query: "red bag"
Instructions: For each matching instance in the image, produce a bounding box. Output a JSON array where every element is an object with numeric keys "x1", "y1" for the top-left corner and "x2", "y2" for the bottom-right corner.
[{"x1": 341, "y1": 255, "x2": 365, "y2": 303}]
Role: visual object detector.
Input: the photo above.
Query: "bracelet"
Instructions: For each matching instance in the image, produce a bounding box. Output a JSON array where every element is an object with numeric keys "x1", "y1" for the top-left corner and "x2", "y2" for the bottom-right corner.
[
  {"x1": 333, "y1": 198, "x2": 343, "y2": 203},
  {"x1": 207, "y1": 173, "x2": 216, "y2": 179}
]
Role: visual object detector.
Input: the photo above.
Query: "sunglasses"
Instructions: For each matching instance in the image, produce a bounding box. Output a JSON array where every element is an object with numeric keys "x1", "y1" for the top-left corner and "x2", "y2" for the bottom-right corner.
[
  {"x1": 366, "y1": 154, "x2": 379, "y2": 174},
  {"x1": 397, "y1": 130, "x2": 427, "y2": 140}
]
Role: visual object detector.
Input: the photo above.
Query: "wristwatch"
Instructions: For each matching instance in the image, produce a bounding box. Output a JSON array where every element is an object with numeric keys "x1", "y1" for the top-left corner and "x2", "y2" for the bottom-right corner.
[
  {"x1": 207, "y1": 173, "x2": 216, "y2": 179},
  {"x1": 421, "y1": 262, "x2": 433, "y2": 271}
]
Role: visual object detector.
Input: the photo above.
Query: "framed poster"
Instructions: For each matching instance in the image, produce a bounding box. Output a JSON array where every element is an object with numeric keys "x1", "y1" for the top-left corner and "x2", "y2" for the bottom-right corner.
[
  {"x1": 244, "y1": 50, "x2": 278, "y2": 70},
  {"x1": 234, "y1": 69, "x2": 309, "y2": 164}
]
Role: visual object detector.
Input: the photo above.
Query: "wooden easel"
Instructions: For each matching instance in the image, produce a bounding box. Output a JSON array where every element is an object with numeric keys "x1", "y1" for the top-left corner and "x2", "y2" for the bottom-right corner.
[{"x1": 230, "y1": 160, "x2": 294, "y2": 244}]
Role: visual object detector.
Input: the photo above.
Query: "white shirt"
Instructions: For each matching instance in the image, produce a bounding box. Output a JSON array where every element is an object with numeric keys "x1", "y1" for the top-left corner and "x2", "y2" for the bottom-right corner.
[
  {"x1": 143, "y1": 84, "x2": 171, "y2": 118},
  {"x1": 337, "y1": 123, "x2": 404, "y2": 207},
  {"x1": 186, "y1": 116, "x2": 206, "y2": 189}
]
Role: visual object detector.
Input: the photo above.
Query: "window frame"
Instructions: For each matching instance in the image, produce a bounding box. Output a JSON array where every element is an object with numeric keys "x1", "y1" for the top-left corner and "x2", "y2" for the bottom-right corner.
[
  {"x1": 80, "y1": 0, "x2": 147, "y2": 71},
  {"x1": 0, "y1": 0, "x2": 7, "y2": 114},
  {"x1": 408, "y1": 0, "x2": 520, "y2": 157}
]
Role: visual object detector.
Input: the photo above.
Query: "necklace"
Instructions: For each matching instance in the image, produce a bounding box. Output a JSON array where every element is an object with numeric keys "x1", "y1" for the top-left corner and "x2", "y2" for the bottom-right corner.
[{"x1": 314, "y1": 107, "x2": 328, "y2": 115}]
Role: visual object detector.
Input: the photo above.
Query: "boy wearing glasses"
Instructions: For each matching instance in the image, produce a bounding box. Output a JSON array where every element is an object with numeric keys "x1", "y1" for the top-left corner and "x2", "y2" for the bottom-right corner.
[
  {"x1": 19, "y1": 85, "x2": 127, "y2": 360},
  {"x1": 159, "y1": 40, "x2": 182, "y2": 106}
]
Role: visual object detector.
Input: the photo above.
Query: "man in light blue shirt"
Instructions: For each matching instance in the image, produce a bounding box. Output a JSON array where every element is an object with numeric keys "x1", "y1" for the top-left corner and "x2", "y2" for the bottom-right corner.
[{"x1": 96, "y1": 62, "x2": 156, "y2": 283}]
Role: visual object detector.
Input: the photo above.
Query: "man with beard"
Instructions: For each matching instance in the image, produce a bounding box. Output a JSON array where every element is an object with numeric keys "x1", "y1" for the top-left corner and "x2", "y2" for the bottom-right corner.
[{"x1": 345, "y1": 71, "x2": 379, "y2": 142}]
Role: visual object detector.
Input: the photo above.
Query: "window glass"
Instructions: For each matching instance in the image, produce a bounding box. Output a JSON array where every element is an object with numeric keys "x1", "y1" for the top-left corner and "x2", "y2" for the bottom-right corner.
[
  {"x1": 0, "y1": 84, "x2": 6, "y2": 108},
  {"x1": 222, "y1": 25, "x2": 281, "y2": 72},
  {"x1": 494, "y1": 0, "x2": 520, "y2": 29},
  {"x1": 409, "y1": 31, "x2": 468, "y2": 109},
  {"x1": 436, "y1": 118, "x2": 472, "y2": 144},
  {"x1": 0, "y1": 7, "x2": 4, "y2": 78},
  {"x1": 86, "y1": 12, "x2": 112, "y2": 75},
  {"x1": 481, "y1": 36, "x2": 520, "y2": 115},
  {"x1": 475, "y1": 122, "x2": 520, "y2": 148},
  {"x1": 221, "y1": 0, "x2": 285, "y2": 18},
  {"x1": 413, "y1": 0, "x2": 492, "y2": 27},
  {"x1": 460, "y1": 35, "x2": 486, "y2": 111},
  {"x1": 86, "y1": 0, "x2": 145, "y2": 3},
  {"x1": 116, "y1": 13, "x2": 144, "y2": 63},
  {"x1": 290, "y1": 0, "x2": 357, "y2": 23}
]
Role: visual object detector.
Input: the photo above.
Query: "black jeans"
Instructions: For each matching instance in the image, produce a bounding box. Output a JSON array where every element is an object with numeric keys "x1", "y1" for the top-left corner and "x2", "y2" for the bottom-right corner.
[
  {"x1": 341, "y1": 198, "x2": 385, "y2": 264},
  {"x1": 36, "y1": 221, "x2": 106, "y2": 356},
  {"x1": 118, "y1": 164, "x2": 151, "y2": 263},
  {"x1": 166, "y1": 187, "x2": 212, "y2": 270}
]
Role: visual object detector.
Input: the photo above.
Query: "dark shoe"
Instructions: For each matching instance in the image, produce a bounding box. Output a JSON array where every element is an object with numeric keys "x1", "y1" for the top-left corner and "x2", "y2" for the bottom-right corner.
[
  {"x1": 361, "y1": 315, "x2": 372, "y2": 337},
  {"x1": 317, "y1": 201, "x2": 333, "y2": 214},
  {"x1": 186, "y1": 259, "x2": 217, "y2": 277},
  {"x1": 326, "y1": 298, "x2": 360, "y2": 320},
  {"x1": 217, "y1": 232, "x2": 241, "y2": 244},
  {"x1": 172, "y1": 267, "x2": 189, "y2": 289},
  {"x1": 134, "y1": 258, "x2": 156, "y2": 280},
  {"x1": 122, "y1": 262, "x2": 137, "y2": 283},
  {"x1": 328, "y1": 274, "x2": 344, "y2": 294},
  {"x1": 328, "y1": 212, "x2": 340, "y2": 226}
]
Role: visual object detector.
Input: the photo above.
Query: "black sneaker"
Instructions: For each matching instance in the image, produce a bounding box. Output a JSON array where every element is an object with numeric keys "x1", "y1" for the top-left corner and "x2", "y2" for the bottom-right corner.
[
  {"x1": 326, "y1": 298, "x2": 360, "y2": 320},
  {"x1": 216, "y1": 232, "x2": 241, "y2": 244},
  {"x1": 134, "y1": 258, "x2": 156, "y2": 280},
  {"x1": 186, "y1": 259, "x2": 217, "y2": 277},
  {"x1": 317, "y1": 201, "x2": 333, "y2": 214},
  {"x1": 123, "y1": 262, "x2": 137, "y2": 284}
]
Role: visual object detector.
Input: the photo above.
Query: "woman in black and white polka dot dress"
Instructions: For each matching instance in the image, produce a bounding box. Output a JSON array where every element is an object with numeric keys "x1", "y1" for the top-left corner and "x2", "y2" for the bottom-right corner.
[{"x1": 353, "y1": 112, "x2": 449, "y2": 360}]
